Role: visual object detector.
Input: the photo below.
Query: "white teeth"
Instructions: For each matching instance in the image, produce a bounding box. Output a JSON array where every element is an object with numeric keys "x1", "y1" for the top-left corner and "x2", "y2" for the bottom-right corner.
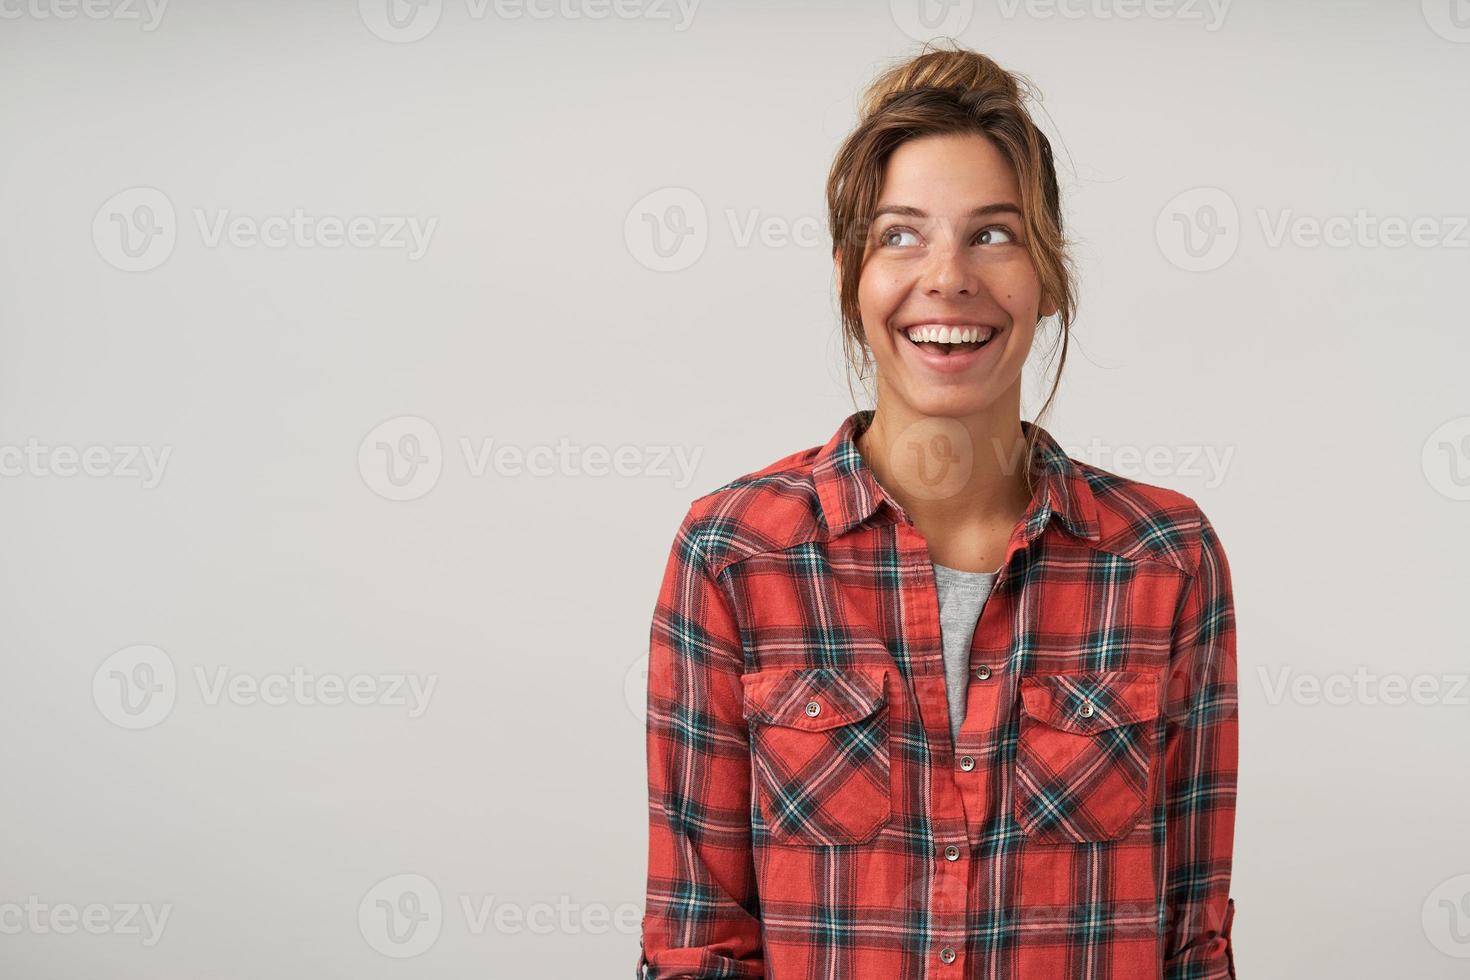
[{"x1": 904, "y1": 324, "x2": 995, "y2": 345}]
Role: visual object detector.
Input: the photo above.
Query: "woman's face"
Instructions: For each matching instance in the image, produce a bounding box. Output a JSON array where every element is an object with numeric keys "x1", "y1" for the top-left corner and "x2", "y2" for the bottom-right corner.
[{"x1": 850, "y1": 132, "x2": 1056, "y2": 419}]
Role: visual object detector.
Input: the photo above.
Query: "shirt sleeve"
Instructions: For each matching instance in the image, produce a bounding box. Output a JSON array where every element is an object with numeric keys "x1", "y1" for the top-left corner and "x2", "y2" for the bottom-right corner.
[
  {"x1": 637, "y1": 510, "x2": 765, "y2": 979},
  {"x1": 1162, "y1": 508, "x2": 1240, "y2": 979}
]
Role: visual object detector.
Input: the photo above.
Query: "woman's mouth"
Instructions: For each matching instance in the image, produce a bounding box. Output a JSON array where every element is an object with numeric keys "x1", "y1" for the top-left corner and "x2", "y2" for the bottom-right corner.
[{"x1": 900, "y1": 323, "x2": 998, "y2": 355}]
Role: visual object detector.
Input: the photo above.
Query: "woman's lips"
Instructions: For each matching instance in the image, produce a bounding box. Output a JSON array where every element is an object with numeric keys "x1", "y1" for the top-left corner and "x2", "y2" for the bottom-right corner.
[{"x1": 897, "y1": 323, "x2": 1002, "y2": 374}]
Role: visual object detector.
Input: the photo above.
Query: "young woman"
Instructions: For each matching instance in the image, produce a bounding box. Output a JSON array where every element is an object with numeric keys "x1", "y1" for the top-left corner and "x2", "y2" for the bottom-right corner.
[{"x1": 638, "y1": 44, "x2": 1238, "y2": 980}]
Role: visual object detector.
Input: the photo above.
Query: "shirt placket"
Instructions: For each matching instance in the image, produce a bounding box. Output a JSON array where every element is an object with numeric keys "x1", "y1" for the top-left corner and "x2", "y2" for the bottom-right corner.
[
  {"x1": 888, "y1": 493, "x2": 1052, "y2": 978},
  {"x1": 892, "y1": 518, "x2": 975, "y2": 976}
]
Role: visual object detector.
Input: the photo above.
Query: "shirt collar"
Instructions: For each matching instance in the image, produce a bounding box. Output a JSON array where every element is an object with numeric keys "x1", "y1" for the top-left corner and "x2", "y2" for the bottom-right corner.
[{"x1": 812, "y1": 409, "x2": 1101, "y2": 545}]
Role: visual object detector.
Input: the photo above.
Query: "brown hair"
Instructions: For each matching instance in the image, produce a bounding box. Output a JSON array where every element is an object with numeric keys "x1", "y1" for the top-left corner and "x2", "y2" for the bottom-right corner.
[{"x1": 826, "y1": 42, "x2": 1075, "y2": 483}]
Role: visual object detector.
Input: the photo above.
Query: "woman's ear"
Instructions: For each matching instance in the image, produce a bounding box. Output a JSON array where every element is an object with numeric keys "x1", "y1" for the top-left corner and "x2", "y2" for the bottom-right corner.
[{"x1": 1039, "y1": 292, "x2": 1058, "y2": 319}]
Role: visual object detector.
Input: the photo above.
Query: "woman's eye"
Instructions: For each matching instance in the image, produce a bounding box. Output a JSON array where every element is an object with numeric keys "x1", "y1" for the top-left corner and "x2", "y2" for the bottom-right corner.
[{"x1": 877, "y1": 225, "x2": 1016, "y2": 248}]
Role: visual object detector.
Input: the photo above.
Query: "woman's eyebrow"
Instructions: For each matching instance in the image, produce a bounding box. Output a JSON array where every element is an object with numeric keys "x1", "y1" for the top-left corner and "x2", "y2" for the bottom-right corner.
[{"x1": 873, "y1": 203, "x2": 1022, "y2": 219}]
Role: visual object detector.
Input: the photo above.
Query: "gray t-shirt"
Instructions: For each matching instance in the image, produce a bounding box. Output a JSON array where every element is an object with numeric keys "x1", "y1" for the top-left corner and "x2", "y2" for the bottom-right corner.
[{"x1": 930, "y1": 560, "x2": 999, "y2": 745}]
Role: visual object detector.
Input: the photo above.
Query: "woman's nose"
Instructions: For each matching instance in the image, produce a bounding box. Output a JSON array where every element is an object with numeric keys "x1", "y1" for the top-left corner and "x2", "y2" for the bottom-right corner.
[{"x1": 919, "y1": 238, "x2": 981, "y2": 298}]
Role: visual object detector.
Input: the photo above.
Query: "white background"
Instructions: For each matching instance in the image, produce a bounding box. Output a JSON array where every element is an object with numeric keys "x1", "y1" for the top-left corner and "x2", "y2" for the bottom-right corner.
[{"x1": 2, "y1": 0, "x2": 1468, "y2": 976}]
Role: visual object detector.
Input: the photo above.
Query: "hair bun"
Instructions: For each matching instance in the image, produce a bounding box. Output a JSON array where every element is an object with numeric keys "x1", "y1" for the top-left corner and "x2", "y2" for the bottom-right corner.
[{"x1": 859, "y1": 43, "x2": 1030, "y2": 122}]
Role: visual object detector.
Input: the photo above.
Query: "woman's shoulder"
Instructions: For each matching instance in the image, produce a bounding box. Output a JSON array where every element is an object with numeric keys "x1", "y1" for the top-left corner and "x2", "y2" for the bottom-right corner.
[
  {"x1": 670, "y1": 438, "x2": 831, "y2": 575},
  {"x1": 1068, "y1": 452, "x2": 1228, "y2": 580}
]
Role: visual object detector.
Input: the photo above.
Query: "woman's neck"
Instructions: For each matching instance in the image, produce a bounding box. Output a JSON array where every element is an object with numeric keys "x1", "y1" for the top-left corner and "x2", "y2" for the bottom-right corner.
[{"x1": 855, "y1": 401, "x2": 1034, "y2": 572}]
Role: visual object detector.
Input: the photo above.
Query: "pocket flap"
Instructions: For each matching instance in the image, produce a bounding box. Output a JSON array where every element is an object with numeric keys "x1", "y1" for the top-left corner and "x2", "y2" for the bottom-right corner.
[
  {"x1": 1019, "y1": 670, "x2": 1161, "y2": 734},
  {"x1": 741, "y1": 666, "x2": 889, "y2": 731}
]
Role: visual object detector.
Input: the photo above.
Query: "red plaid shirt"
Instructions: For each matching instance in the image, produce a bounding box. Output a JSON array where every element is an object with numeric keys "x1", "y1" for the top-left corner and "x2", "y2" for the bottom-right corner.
[{"x1": 638, "y1": 410, "x2": 1239, "y2": 979}]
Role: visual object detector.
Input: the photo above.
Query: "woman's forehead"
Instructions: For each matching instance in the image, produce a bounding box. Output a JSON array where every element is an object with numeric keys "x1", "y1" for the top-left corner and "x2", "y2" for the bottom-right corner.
[{"x1": 877, "y1": 133, "x2": 1021, "y2": 207}]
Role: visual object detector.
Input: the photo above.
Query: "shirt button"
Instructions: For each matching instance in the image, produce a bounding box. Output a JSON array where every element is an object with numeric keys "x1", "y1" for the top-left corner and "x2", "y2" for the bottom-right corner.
[
  {"x1": 958, "y1": 755, "x2": 975, "y2": 771},
  {"x1": 939, "y1": 946, "x2": 957, "y2": 964},
  {"x1": 805, "y1": 700, "x2": 821, "y2": 717},
  {"x1": 943, "y1": 844, "x2": 960, "y2": 861},
  {"x1": 973, "y1": 664, "x2": 992, "y2": 681},
  {"x1": 1078, "y1": 699, "x2": 1094, "y2": 718}
]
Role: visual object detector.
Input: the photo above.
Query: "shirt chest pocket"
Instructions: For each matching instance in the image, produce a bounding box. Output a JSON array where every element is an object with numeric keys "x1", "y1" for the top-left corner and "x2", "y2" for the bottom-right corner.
[
  {"x1": 1013, "y1": 670, "x2": 1163, "y2": 844},
  {"x1": 740, "y1": 665, "x2": 892, "y2": 846}
]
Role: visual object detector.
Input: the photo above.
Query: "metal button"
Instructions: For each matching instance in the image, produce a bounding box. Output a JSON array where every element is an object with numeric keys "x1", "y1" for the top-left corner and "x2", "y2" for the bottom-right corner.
[
  {"x1": 973, "y1": 664, "x2": 992, "y2": 681},
  {"x1": 943, "y1": 844, "x2": 960, "y2": 861},
  {"x1": 939, "y1": 946, "x2": 957, "y2": 964},
  {"x1": 959, "y1": 755, "x2": 976, "y2": 771},
  {"x1": 805, "y1": 700, "x2": 821, "y2": 717},
  {"x1": 1078, "y1": 699, "x2": 1094, "y2": 718}
]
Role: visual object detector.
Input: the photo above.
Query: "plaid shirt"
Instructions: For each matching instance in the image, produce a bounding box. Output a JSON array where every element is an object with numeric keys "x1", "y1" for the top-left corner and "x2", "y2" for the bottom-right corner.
[{"x1": 638, "y1": 409, "x2": 1238, "y2": 979}]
